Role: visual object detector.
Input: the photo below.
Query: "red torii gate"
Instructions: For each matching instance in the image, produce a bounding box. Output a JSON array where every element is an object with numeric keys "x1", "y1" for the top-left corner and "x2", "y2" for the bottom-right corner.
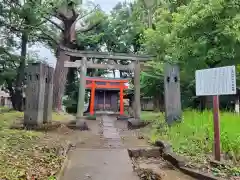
[{"x1": 85, "y1": 77, "x2": 128, "y2": 115}]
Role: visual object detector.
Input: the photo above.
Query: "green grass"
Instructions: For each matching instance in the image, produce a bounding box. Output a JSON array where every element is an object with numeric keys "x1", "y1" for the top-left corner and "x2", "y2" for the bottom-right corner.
[
  {"x1": 0, "y1": 110, "x2": 74, "y2": 180},
  {"x1": 142, "y1": 110, "x2": 240, "y2": 176},
  {"x1": 0, "y1": 106, "x2": 12, "y2": 112},
  {"x1": 140, "y1": 111, "x2": 163, "y2": 122},
  {"x1": 52, "y1": 112, "x2": 75, "y2": 121}
]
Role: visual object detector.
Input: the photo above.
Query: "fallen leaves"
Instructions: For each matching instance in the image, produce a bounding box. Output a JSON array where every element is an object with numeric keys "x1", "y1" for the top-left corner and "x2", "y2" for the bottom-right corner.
[{"x1": 0, "y1": 111, "x2": 75, "y2": 180}]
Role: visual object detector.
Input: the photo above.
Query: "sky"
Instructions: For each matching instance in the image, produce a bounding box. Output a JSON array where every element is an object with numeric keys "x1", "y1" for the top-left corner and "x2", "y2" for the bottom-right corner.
[{"x1": 29, "y1": 0, "x2": 129, "y2": 69}]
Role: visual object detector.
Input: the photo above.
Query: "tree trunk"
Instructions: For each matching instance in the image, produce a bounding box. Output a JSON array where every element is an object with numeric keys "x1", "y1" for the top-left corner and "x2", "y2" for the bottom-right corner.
[
  {"x1": 52, "y1": 17, "x2": 77, "y2": 111},
  {"x1": 153, "y1": 93, "x2": 161, "y2": 112},
  {"x1": 113, "y1": 69, "x2": 116, "y2": 78},
  {"x1": 6, "y1": 80, "x2": 16, "y2": 110},
  {"x1": 13, "y1": 31, "x2": 28, "y2": 111},
  {"x1": 119, "y1": 70, "x2": 123, "y2": 78},
  {"x1": 52, "y1": 47, "x2": 70, "y2": 111}
]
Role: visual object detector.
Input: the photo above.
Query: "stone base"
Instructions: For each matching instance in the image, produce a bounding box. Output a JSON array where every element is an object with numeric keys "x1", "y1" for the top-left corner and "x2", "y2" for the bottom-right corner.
[
  {"x1": 12, "y1": 121, "x2": 61, "y2": 131},
  {"x1": 127, "y1": 118, "x2": 149, "y2": 130},
  {"x1": 128, "y1": 147, "x2": 161, "y2": 158},
  {"x1": 117, "y1": 115, "x2": 129, "y2": 121},
  {"x1": 76, "y1": 120, "x2": 89, "y2": 131},
  {"x1": 67, "y1": 119, "x2": 90, "y2": 131}
]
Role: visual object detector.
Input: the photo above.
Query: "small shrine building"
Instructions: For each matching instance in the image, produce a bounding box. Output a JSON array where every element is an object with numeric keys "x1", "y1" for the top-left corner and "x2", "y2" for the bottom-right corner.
[{"x1": 85, "y1": 77, "x2": 129, "y2": 115}]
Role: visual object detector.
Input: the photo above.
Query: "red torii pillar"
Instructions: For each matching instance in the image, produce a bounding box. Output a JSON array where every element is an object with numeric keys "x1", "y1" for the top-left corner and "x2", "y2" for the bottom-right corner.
[
  {"x1": 90, "y1": 81, "x2": 96, "y2": 115},
  {"x1": 119, "y1": 82, "x2": 124, "y2": 115}
]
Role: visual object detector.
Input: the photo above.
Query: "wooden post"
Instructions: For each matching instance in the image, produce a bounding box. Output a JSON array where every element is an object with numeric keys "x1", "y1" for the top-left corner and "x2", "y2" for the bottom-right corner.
[
  {"x1": 164, "y1": 63, "x2": 182, "y2": 124},
  {"x1": 76, "y1": 57, "x2": 87, "y2": 118},
  {"x1": 213, "y1": 95, "x2": 221, "y2": 161},
  {"x1": 90, "y1": 81, "x2": 96, "y2": 115},
  {"x1": 134, "y1": 60, "x2": 141, "y2": 121},
  {"x1": 120, "y1": 82, "x2": 124, "y2": 115}
]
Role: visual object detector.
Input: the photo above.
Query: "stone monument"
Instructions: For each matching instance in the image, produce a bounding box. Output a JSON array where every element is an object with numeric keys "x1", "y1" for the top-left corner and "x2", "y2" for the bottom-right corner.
[
  {"x1": 24, "y1": 62, "x2": 53, "y2": 126},
  {"x1": 43, "y1": 66, "x2": 54, "y2": 123},
  {"x1": 164, "y1": 63, "x2": 182, "y2": 124}
]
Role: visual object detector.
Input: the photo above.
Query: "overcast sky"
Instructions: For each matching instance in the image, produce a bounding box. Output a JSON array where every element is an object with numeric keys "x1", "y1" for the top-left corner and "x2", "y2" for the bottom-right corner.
[{"x1": 30, "y1": 0, "x2": 130, "y2": 68}]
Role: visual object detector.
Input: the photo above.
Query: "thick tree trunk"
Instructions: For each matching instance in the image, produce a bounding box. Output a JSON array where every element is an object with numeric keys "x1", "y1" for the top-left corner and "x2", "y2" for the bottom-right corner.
[
  {"x1": 52, "y1": 47, "x2": 70, "y2": 111},
  {"x1": 13, "y1": 31, "x2": 28, "y2": 111},
  {"x1": 52, "y1": 18, "x2": 76, "y2": 111}
]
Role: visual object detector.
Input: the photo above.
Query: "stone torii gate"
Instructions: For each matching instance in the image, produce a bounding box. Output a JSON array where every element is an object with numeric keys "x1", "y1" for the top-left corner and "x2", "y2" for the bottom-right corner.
[{"x1": 61, "y1": 46, "x2": 152, "y2": 122}]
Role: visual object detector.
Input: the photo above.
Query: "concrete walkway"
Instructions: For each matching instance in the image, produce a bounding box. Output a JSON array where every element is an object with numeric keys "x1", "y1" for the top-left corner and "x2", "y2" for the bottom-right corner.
[
  {"x1": 62, "y1": 149, "x2": 139, "y2": 180},
  {"x1": 61, "y1": 116, "x2": 139, "y2": 180}
]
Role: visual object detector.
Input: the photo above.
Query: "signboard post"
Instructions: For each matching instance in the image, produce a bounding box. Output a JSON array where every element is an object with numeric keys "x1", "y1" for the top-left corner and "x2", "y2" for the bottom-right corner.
[
  {"x1": 213, "y1": 95, "x2": 220, "y2": 161},
  {"x1": 195, "y1": 65, "x2": 236, "y2": 161}
]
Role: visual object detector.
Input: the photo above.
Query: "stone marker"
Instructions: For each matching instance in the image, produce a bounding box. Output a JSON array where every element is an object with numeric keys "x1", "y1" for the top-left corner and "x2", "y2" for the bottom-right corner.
[
  {"x1": 43, "y1": 66, "x2": 54, "y2": 123},
  {"x1": 164, "y1": 63, "x2": 182, "y2": 124},
  {"x1": 24, "y1": 63, "x2": 47, "y2": 126}
]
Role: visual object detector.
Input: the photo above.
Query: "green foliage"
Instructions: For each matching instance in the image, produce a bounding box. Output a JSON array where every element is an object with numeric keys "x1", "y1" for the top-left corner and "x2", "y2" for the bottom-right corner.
[
  {"x1": 0, "y1": 0, "x2": 65, "y2": 107},
  {"x1": 140, "y1": 111, "x2": 163, "y2": 122},
  {"x1": 141, "y1": 0, "x2": 240, "y2": 108},
  {"x1": 140, "y1": 61, "x2": 164, "y2": 97},
  {"x1": 104, "y1": 1, "x2": 145, "y2": 54},
  {"x1": 143, "y1": 110, "x2": 240, "y2": 177}
]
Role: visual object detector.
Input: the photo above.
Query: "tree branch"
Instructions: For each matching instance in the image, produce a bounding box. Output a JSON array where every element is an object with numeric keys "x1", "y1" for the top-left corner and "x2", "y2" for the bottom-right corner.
[
  {"x1": 3, "y1": 0, "x2": 21, "y2": 8},
  {"x1": 77, "y1": 22, "x2": 100, "y2": 32},
  {"x1": 77, "y1": 5, "x2": 99, "y2": 21},
  {"x1": 36, "y1": 30, "x2": 59, "y2": 45},
  {"x1": 43, "y1": 17, "x2": 64, "y2": 31},
  {"x1": 0, "y1": 20, "x2": 22, "y2": 32}
]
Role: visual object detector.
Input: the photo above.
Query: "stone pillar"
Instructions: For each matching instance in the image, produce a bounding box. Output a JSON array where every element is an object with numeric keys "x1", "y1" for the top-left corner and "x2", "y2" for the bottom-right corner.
[
  {"x1": 24, "y1": 63, "x2": 47, "y2": 126},
  {"x1": 76, "y1": 57, "x2": 87, "y2": 118},
  {"x1": 134, "y1": 60, "x2": 141, "y2": 121},
  {"x1": 164, "y1": 63, "x2": 182, "y2": 124},
  {"x1": 43, "y1": 66, "x2": 54, "y2": 123}
]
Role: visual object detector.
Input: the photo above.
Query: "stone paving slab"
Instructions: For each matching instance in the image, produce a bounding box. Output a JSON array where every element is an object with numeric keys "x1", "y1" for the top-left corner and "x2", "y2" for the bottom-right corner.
[{"x1": 61, "y1": 149, "x2": 139, "y2": 180}]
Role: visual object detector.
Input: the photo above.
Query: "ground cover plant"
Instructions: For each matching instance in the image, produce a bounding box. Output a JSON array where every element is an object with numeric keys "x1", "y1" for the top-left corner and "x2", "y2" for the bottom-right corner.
[
  {"x1": 141, "y1": 110, "x2": 240, "y2": 178},
  {"x1": 0, "y1": 108, "x2": 74, "y2": 180}
]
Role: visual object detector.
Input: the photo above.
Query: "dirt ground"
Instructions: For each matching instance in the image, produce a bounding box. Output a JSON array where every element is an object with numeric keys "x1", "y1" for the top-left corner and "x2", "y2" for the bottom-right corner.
[{"x1": 70, "y1": 117, "x2": 149, "y2": 149}]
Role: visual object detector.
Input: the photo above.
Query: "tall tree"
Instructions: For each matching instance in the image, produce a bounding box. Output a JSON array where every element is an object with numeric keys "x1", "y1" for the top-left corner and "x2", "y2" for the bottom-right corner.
[
  {"x1": 64, "y1": 11, "x2": 109, "y2": 113},
  {"x1": 143, "y1": 0, "x2": 240, "y2": 108},
  {"x1": 0, "y1": 0, "x2": 61, "y2": 110},
  {"x1": 51, "y1": 1, "x2": 104, "y2": 111}
]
